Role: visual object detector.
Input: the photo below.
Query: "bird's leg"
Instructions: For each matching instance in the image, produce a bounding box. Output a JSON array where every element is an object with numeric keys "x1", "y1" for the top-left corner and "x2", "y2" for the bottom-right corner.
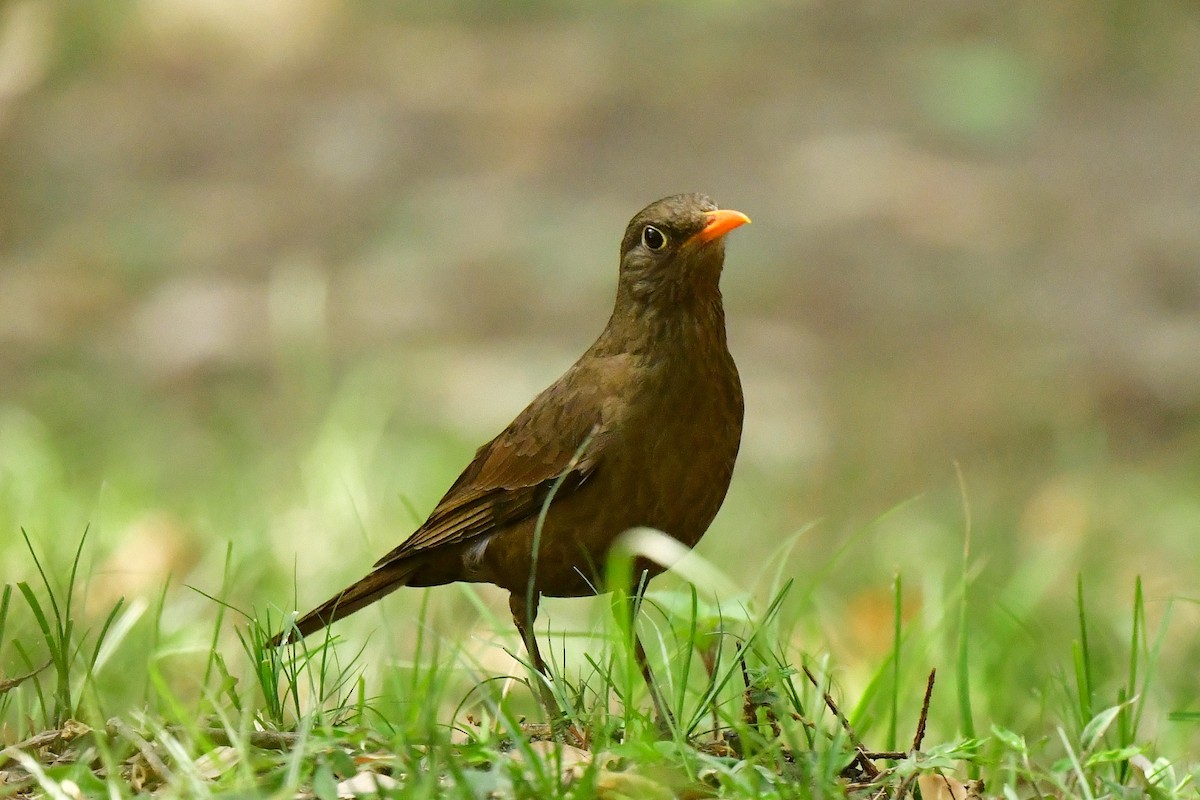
[
  {"x1": 630, "y1": 588, "x2": 676, "y2": 733},
  {"x1": 509, "y1": 592, "x2": 565, "y2": 726}
]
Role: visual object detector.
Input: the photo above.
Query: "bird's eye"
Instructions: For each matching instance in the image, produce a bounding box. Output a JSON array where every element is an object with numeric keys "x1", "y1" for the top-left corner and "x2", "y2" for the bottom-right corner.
[{"x1": 641, "y1": 225, "x2": 667, "y2": 251}]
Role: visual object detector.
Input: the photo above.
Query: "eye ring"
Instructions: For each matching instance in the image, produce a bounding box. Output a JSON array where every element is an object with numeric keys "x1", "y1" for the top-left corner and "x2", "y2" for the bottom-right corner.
[{"x1": 641, "y1": 225, "x2": 667, "y2": 251}]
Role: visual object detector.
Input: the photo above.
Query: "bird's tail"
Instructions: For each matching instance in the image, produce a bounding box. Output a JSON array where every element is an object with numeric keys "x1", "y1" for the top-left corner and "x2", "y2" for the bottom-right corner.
[{"x1": 268, "y1": 563, "x2": 414, "y2": 648}]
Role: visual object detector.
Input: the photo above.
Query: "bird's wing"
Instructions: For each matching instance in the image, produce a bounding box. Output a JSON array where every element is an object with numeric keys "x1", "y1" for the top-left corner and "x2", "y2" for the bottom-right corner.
[{"x1": 373, "y1": 359, "x2": 621, "y2": 567}]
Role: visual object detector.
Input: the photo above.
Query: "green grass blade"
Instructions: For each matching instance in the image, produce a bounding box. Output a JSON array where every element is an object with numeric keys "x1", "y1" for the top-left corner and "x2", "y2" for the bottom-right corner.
[
  {"x1": 685, "y1": 580, "x2": 792, "y2": 734},
  {"x1": 19, "y1": 529, "x2": 64, "y2": 644},
  {"x1": 0, "y1": 584, "x2": 10, "y2": 643},
  {"x1": 954, "y1": 464, "x2": 976, "y2": 749},
  {"x1": 888, "y1": 570, "x2": 901, "y2": 753},
  {"x1": 202, "y1": 541, "x2": 236, "y2": 692},
  {"x1": 1075, "y1": 573, "x2": 1093, "y2": 726}
]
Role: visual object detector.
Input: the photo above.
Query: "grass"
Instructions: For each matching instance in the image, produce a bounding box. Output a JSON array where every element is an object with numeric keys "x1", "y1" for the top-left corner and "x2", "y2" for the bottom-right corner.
[
  {"x1": 1, "y1": 518, "x2": 1197, "y2": 797},
  {"x1": 1, "y1": 370, "x2": 1197, "y2": 797}
]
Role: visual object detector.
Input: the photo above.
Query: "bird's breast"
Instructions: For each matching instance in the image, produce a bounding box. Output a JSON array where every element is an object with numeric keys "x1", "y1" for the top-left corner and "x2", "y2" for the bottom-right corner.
[
  {"x1": 613, "y1": 343, "x2": 743, "y2": 547},
  {"x1": 473, "y1": 320, "x2": 743, "y2": 598}
]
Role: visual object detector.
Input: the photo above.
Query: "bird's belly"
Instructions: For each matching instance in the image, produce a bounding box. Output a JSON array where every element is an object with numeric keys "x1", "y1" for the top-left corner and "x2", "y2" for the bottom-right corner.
[{"x1": 629, "y1": 374, "x2": 742, "y2": 541}]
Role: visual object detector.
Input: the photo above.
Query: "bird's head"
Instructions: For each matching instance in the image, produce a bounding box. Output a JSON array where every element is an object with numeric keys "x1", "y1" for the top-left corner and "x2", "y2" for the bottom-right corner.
[{"x1": 616, "y1": 193, "x2": 750, "y2": 307}]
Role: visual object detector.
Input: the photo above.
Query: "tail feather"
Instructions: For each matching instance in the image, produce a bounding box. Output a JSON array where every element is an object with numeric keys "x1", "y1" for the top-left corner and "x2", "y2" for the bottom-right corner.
[{"x1": 268, "y1": 564, "x2": 413, "y2": 648}]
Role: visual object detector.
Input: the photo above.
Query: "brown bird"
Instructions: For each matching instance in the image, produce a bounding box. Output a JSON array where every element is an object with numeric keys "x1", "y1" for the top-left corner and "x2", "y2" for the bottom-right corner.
[{"x1": 271, "y1": 193, "x2": 749, "y2": 726}]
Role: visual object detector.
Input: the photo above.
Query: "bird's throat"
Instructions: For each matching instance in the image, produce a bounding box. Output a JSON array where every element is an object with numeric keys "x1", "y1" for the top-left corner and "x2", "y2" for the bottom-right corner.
[{"x1": 604, "y1": 288, "x2": 729, "y2": 363}]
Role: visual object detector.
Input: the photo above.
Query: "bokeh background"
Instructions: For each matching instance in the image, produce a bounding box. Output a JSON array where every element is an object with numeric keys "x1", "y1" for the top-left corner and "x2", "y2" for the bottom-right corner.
[{"x1": 1, "y1": 0, "x2": 1198, "y2": 748}]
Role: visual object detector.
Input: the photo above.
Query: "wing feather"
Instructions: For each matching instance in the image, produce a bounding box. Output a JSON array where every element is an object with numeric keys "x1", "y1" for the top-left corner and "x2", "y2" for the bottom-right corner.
[{"x1": 373, "y1": 360, "x2": 619, "y2": 567}]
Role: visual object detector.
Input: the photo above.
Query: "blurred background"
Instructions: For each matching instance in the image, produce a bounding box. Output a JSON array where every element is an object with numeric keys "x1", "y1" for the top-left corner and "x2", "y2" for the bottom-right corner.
[{"x1": 1, "y1": 0, "x2": 1197, "y2": 745}]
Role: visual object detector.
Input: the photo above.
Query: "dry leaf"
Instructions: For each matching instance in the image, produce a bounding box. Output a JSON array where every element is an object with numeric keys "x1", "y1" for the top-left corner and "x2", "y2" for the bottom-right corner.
[
  {"x1": 59, "y1": 779, "x2": 85, "y2": 800},
  {"x1": 60, "y1": 720, "x2": 91, "y2": 742},
  {"x1": 194, "y1": 746, "x2": 239, "y2": 780},
  {"x1": 917, "y1": 773, "x2": 972, "y2": 800},
  {"x1": 335, "y1": 771, "x2": 398, "y2": 797}
]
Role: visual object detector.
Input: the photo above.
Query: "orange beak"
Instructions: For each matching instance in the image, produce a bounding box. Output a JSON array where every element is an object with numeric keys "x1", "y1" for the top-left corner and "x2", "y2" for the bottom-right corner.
[{"x1": 692, "y1": 208, "x2": 751, "y2": 245}]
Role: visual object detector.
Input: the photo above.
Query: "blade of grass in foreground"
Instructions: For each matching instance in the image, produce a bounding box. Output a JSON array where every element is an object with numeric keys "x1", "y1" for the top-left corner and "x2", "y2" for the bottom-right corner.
[
  {"x1": 18, "y1": 528, "x2": 77, "y2": 723},
  {"x1": 202, "y1": 541, "x2": 237, "y2": 694},
  {"x1": 888, "y1": 570, "x2": 901, "y2": 754},
  {"x1": 1117, "y1": 576, "x2": 1145, "y2": 779},
  {"x1": 953, "y1": 463, "x2": 977, "y2": 778},
  {"x1": 0, "y1": 584, "x2": 9, "y2": 647},
  {"x1": 1073, "y1": 574, "x2": 1094, "y2": 728}
]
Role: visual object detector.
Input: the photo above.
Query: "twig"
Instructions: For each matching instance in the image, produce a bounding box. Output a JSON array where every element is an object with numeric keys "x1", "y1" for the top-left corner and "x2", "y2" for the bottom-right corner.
[
  {"x1": 738, "y1": 645, "x2": 756, "y2": 728},
  {"x1": 892, "y1": 668, "x2": 939, "y2": 800},
  {"x1": 0, "y1": 719, "x2": 93, "y2": 766},
  {"x1": 893, "y1": 772, "x2": 918, "y2": 800},
  {"x1": 0, "y1": 728, "x2": 68, "y2": 763},
  {"x1": 864, "y1": 750, "x2": 907, "y2": 760},
  {"x1": 788, "y1": 710, "x2": 818, "y2": 731},
  {"x1": 108, "y1": 718, "x2": 173, "y2": 783},
  {"x1": 802, "y1": 664, "x2": 879, "y2": 779},
  {"x1": 168, "y1": 726, "x2": 303, "y2": 751},
  {"x1": 0, "y1": 659, "x2": 52, "y2": 694},
  {"x1": 912, "y1": 668, "x2": 936, "y2": 752}
]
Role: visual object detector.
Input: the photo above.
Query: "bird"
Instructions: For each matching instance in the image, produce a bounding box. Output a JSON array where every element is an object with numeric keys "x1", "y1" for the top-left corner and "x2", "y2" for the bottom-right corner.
[{"x1": 270, "y1": 193, "x2": 749, "y2": 729}]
